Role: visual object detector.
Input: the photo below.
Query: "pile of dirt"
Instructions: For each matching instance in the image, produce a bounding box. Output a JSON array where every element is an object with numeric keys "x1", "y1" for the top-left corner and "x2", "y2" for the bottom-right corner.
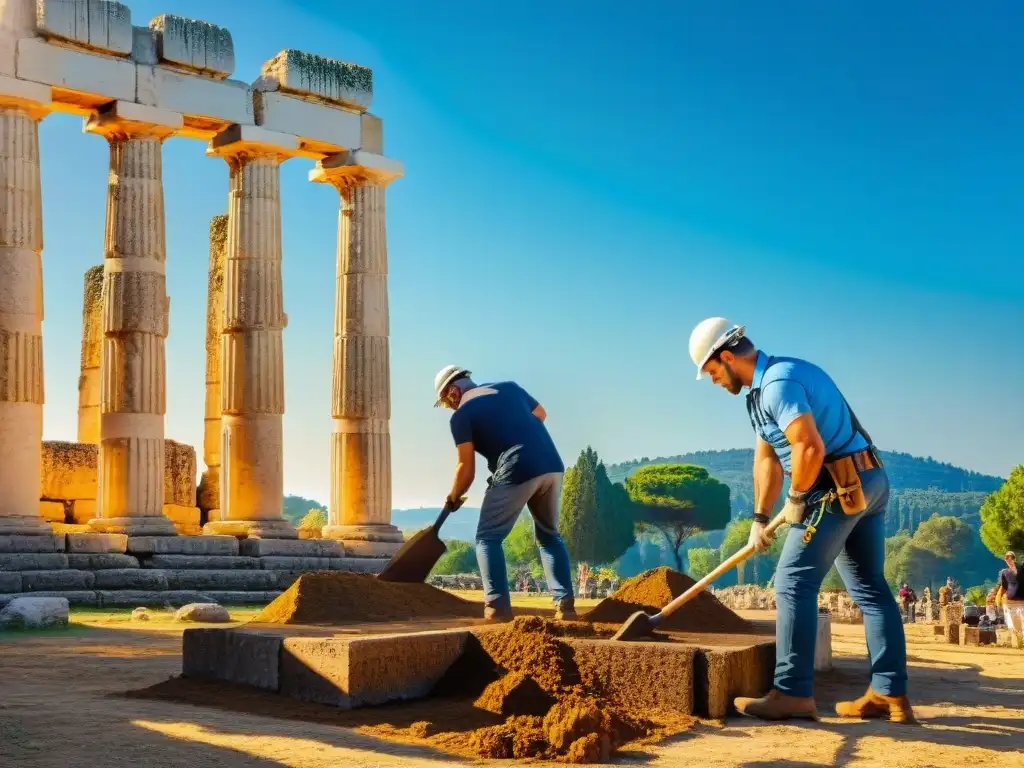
[
  {"x1": 252, "y1": 572, "x2": 480, "y2": 624},
  {"x1": 428, "y1": 615, "x2": 692, "y2": 762},
  {"x1": 584, "y1": 566, "x2": 753, "y2": 633}
]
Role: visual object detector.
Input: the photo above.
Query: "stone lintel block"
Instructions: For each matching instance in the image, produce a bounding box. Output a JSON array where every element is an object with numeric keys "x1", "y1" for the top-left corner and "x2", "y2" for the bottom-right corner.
[
  {"x1": 207, "y1": 123, "x2": 300, "y2": 159},
  {"x1": 0, "y1": 573, "x2": 23, "y2": 593},
  {"x1": 0, "y1": 590, "x2": 98, "y2": 608},
  {"x1": 17, "y1": 37, "x2": 136, "y2": 107},
  {"x1": 165, "y1": 569, "x2": 279, "y2": 591},
  {"x1": 238, "y1": 538, "x2": 343, "y2": 558},
  {"x1": 71, "y1": 499, "x2": 96, "y2": 524},
  {"x1": 65, "y1": 532, "x2": 127, "y2": 553},
  {"x1": 201, "y1": 590, "x2": 282, "y2": 605},
  {"x1": 149, "y1": 15, "x2": 234, "y2": 78},
  {"x1": 143, "y1": 554, "x2": 260, "y2": 570},
  {"x1": 21, "y1": 569, "x2": 95, "y2": 591},
  {"x1": 66, "y1": 553, "x2": 139, "y2": 569},
  {"x1": 96, "y1": 589, "x2": 212, "y2": 607},
  {"x1": 182, "y1": 628, "x2": 281, "y2": 690},
  {"x1": 39, "y1": 501, "x2": 66, "y2": 522},
  {"x1": 36, "y1": 0, "x2": 133, "y2": 57},
  {"x1": 131, "y1": 25, "x2": 157, "y2": 65},
  {"x1": 280, "y1": 630, "x2": 470, "y2": 709},
  {"x1": 0, "y1": 553, "x2": 69, "y2": 571},
  {"x1": 259, "y1": 556, "x2": 335, "y2": 571},
  {"x1": 127, "y1": 535, "x2": 239, "y2": 556},
  {"x1": 254, "y1": 90, "x2": 359, "y2": 156},
  {"x1": 136, "y1": 66, "x2": 252, "y2": 135},
  {"x1": 93, "y1": 568, "x2": 167, "y2": 589},
  {"x1": 41, "y1": 441, "x2": 98, "y2": 501},
  {"x1": 256, "y1": 49, "x2": 372, "y2": 111},
  {"x1": 85, "y1": 98, "x2": 182, "y2": 138},
  {"x1": 360, "y1": 113, "x2": 382, "y2": 154},
  {"x1": 0, "y1": 534, "x2": 66, "y2": 553},
  {"x1": 309, "y1": 149, "x2": 404, "y2": 188},
  {"x1": 0, "y1": 73, "x2": 52, "y2": 116}
]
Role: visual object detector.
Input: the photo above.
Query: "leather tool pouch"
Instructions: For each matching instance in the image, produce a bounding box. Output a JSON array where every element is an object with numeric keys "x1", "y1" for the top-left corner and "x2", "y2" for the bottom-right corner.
[{"x1": 824, "y1": 455, "x2": 867, "y2": 515}]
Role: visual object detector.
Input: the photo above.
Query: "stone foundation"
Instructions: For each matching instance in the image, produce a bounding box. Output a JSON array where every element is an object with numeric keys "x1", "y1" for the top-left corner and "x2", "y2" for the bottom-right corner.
[{"x1": 0, "y1": 532, "x2": 387, "y2": 608}]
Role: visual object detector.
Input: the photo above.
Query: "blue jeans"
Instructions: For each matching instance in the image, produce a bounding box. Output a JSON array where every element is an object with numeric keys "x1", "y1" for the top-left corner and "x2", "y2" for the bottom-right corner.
[
  {"x1": 773, "y1": 466, "x2": 907, "y2": 698},
  {"x1": 475, "y1": 472, "x2": 574, "y2": 611}
]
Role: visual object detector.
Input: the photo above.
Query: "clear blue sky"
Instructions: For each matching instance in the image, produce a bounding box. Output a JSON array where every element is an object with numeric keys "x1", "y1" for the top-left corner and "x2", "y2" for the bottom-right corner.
[{"x1": 37, "y1": 0, "x2": 1023, "y2": 509}]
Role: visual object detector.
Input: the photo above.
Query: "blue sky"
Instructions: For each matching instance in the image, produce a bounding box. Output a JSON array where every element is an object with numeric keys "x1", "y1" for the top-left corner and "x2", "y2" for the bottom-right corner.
[{"x1": 36, "y1": 1, "x2": 1023, "y2": 508}]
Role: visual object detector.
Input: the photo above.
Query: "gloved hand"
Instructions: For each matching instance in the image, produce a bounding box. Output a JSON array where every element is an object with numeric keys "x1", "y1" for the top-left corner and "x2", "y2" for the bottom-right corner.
[
  {"x1": 748, "y1": 521, "x2": 775, "y2": 553},
  {"x1": 782, "y1": 491, "x2": 807, "y2": 525}
]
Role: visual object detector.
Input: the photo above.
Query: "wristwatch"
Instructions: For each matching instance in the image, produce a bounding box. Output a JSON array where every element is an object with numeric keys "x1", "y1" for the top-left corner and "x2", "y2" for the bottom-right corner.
[{"x1": 753, "y1": 512, "x2": 770, "y2": 525}]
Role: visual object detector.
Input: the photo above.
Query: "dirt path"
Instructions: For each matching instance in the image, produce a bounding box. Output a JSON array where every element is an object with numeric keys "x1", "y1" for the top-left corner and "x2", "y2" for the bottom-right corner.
[{"x1": 0, "y1": 609, "x2": 1021, "y2": 767}]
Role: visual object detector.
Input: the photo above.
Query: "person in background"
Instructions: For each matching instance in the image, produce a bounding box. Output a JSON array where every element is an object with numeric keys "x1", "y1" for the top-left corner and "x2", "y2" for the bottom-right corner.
[
  {"x1": 985, "y1": 587, "x2": 999, "y2": 623},
  {"x1": 996, "y1": 551, "x2": 1022, "y2": 647},
  {"x1": 898, "y1": 584, "x2": 913, "y2": 623}
]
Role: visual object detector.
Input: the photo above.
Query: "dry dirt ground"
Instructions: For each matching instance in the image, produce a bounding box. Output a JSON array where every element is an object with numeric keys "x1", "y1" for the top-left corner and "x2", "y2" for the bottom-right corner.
[{"x1": 1, "y1": 604, "x2": 1022, "y2": 768}]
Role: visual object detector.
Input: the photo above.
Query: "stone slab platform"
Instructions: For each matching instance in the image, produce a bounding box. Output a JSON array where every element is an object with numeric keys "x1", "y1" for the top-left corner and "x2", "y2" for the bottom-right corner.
[{"x1": 181, "y1": 620, "x2": 775, "y2": 719}]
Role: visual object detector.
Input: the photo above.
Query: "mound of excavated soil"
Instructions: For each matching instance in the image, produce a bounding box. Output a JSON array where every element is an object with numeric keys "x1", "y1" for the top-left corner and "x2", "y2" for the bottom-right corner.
[
  {"x1": 252, "y1": 572, "x2": 479, "y2": 624},
  {"x1": 584, "y1": 566, "x2": 753, "y2": 633},
  {"x1": 430, "y1": 616, "x2": 693, "y2": 762}
]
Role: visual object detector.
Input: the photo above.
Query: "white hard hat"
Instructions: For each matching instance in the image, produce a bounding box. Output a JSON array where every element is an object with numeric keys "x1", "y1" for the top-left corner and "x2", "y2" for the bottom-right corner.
[
  {"x1": 688, "y1": 317, "x2": 745, "y2": 380},
  {"x1": 434, "y1": 365, "x2": 471, "y2": 407}
]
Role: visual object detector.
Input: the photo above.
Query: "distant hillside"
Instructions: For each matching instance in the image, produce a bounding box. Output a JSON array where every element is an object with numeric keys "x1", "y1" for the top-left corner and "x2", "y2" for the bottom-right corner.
[
  {"x1": 282, "y1": 495, "x2": 326, "y2": 525},
  {"x1": 391, "y1": 507, "x2": 481, "y2": 542}
]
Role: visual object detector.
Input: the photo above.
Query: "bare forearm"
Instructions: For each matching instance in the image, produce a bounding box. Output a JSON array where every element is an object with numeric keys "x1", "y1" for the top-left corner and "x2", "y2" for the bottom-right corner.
[
  {"x1": 754, "y1": 455, "x2": 784, "y2": 513},
  {"x1": 449, "y1": 462, "x2": 475, "y2": 500},
  {"x1": 789, "y1": 441, "x2": 825, "y2": 494}
]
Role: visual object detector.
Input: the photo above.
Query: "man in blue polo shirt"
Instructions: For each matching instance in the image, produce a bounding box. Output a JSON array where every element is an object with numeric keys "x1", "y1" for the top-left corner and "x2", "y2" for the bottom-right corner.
[
  {"x1": 688, "y1": 318, "x2": 914, "y2": 724},
  {"x1": 433, "y1": 365, "x2": 575, "y2": 622}
]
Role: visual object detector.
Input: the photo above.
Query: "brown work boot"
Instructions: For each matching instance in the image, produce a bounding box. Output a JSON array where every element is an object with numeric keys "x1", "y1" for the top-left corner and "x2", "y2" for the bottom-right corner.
[
  {"x1": 554, "y1": 596, "x2": 578, "y2": 620},
  {"x1": 483, "y1": 603, "x2": 513, "y2": 623},
  {"x1": 835, "y1": 688, "x2": 917, "y2": 724},
  {"x1": 734, "y1": 689, "x2": 819, "y2": 721}
]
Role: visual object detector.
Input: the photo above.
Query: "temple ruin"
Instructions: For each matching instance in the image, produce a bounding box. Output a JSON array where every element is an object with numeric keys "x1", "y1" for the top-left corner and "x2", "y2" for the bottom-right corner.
[{"x1": 0, "y1": 0, "x2": 404, "y2": 603}]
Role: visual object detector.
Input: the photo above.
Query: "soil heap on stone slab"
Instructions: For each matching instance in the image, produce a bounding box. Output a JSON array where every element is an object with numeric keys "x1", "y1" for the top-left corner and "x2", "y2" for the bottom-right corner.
[
  {"x1": 429, "y1": 615, "x2": 693, "y2": 763},
  {"x1": 252, "y1": 572, "x2": 480, "y2": 624},
  {"x1": 584, "y1": 566, "x2": 753, "y2": 633}
]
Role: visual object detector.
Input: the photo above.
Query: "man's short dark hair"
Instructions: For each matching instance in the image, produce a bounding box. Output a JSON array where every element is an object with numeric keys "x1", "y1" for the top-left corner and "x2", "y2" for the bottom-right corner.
[{"x1": 713, "y1": 335, "x2": 756, "y2": 361}]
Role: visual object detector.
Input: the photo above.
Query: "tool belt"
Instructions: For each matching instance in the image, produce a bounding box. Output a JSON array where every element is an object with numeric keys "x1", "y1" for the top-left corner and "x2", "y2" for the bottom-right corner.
[{"x1": 823, "y1": 447, "x2": 882, "y2": 516}]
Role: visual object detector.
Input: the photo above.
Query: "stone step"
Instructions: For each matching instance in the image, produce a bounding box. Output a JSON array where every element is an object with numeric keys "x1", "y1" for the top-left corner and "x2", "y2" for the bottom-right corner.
[
  {"x1": 165, "y1": 570, "x2": 280, "y2": 591},
  {"x1": 0, "y1": 553, "x2": 70, "y2": 571},
  {"x1": 93, "y1": 569, "x2": 169, "y2": 590},
  {"x1": 259, "y1": 556, "x2": 336, "y2": 570},
  {"x1": 0, "y1": 573, "x2": 22, "y2": 593},
  {"x1": 202, "y1": 590, "x2": 282, "y2": 605},
  {"x1": 20, "y1": 570, "x2": 95, "y2": 591},
  {"x1": 0, "y1": 590, "x2": 98, "y2": 607},
  {"x1": 142, "y1": 555, "x2": 261, "y2": 570},
  {"x1": 96, "y1": 590, "x2": 218, "y2": 608},
  {"x1": 67, "y1": 554, "x2": 140, "y2": 570},
  {"x1": 65, "y1": 533, "x2": 128, "y2": 554},
  {"x1": 127, "y1": 536, "x2": 239, "y2": 556},
  {"x1": 239, "y1": 539, "x2": 344, "y2": 558},
  {"x1": 0, "y1": 534, "x2": 65, "y2": 553}
]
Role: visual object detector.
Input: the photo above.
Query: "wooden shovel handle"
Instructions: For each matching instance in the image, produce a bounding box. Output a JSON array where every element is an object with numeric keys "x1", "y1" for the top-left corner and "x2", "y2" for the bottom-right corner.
[{"x1": 656, "y1": 510, "x2": 788, "y2": 622}]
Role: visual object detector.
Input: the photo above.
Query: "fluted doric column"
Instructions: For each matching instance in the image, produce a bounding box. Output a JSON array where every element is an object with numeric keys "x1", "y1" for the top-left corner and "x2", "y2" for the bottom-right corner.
[
  {"x1": 197, "y1": 214, "x2": 228, "y2": 523},
  {"x1": 77, "y1": 264, "x2": 103, "y2": 444},
  {"x1": 310, "y1": 150, "x2": 404, "y2": 555},
  {"x1": 204, "y1": 126, "x2": 297, "y2": 539},
  {"x1": 0, "y1": 77, "x2": 50, "y2": 536},
  {"x1": 86, "y1": 101, "x2": 181, "y2": 536}
]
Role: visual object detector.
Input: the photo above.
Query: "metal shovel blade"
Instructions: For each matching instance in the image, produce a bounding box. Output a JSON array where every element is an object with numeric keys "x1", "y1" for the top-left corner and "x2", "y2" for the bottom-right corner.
[
  {"x1": 610, "y1": 610, "x2": 659, "y2": 641},
  {"x1": 375, "y1": 527, "x2": 448, "y2": 583}
]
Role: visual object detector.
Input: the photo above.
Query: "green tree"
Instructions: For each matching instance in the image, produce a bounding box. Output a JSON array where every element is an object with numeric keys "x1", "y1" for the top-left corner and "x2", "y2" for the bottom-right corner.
[
  {"x1": 626, "y1": 464, "x2": 731, "y2": 571},
  {"x1": 298, "y1": 507, "x2": 327, "y2": 529},
  {"x1": 886, "y1": 514, "x2": 974, "y2": 591},
  {"x1": 687, "y1": 547, "x2": 720, "y2": 579},
  {"x1": 821, "y1": 566, "x2": 846, "y2": 592},
  {"x1": 559, "y1": 447, "x2": 635, "y2": 566},
  {"x1": 506, "y1": 513, "x2": 542, "y2": 571},
  {"x1": 979, "y1": 466, "x2": 1024, "y2": 557},
  {"x1": 430, "y1": 540, "x2": 479, "y2": 576}
]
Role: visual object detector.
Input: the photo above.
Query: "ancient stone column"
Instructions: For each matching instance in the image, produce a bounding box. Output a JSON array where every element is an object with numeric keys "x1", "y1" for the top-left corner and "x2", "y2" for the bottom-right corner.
[
  {"x1": 197, "y1": 214, "x2": 228, "y2": 523},
  {"x1": 77, "y1": 265, "x2": 103, "y2": 444},
  {"x1": 310, "y1": 151, "x2": 404, "y2": 555},
  {"x1": 204, "y1": 126, "x2": 297, "y2": 539},
  {"x1": 0, "y1": 78, "x2": 50, "y2": 536},
  {"x1": 86, "y1": 101, "x2": 181, "y2": 536}
]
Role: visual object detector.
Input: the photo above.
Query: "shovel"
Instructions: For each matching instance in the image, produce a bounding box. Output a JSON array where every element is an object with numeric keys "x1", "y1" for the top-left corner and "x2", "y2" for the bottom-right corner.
[
  {"x1": 376, "y1": 497, "x2": 466, "y2": 583},
  {"x1": 611, "y1": 510, "x2": 787, "y2": 641}
]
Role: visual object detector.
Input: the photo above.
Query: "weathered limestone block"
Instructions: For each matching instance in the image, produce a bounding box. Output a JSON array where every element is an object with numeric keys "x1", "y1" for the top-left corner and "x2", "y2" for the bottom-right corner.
[
  {"x1": 165, "y1": 569, "x2": 279, "y2": 591},
  {"x1": 130, "y1": 25, "x2": 157, "y2": 65},
  {"x1": 256, "y1": 49, "x2": 373, "y2": 111},
  {"x1": 239, "y1": 538, "x2": 343, "y2": 557},
  {"x1": 962, "y1": 626, "x2": 997, "y2": 646},
  {"x1": 360, "y1": 114, "x2": 382, "y2": 154},
  {"x1": 70, "y1": 499, "x2": 96, "y2": 524},
  {"x1": 96, "y1": 589, "x2": 211, "y2": 607},
  {"x1": 39, "y1": 501, "x2": 65, "y2": 522},
  {"x1": 77, "y1": 265, "x2": 103, "y2": 444},
  {"x1": 0, "y1": 590, "x2": 97, "y2": 608},
  {"x1": 65, "y1": 532, "x2": 127, "y2": 553},
  {"x1": 16, "y1": 37, "x2": 136, "y2": 104},
  {"x1": 42, "y1": 441, "x2": 97, "y2": 500},
  {"x1": 280, "y1": 631, "x2": 470, "y2": 709},
  {"x1": 0, "y1": 553, "x2": 68, "y2": 570},
  {"x1": 0, "y1": 0, "x2": 36, "y2": 75},
  {"x1": 21, "y1": 569, "x2": 94, "y2": 591},
  {"x1": 259, "y1": 556, "x2": 334, "y2": 571},
  {"x1": 0, "y1": 573, "x2": 23, "y2": 592},
  {"x1": 329, "y1": 557, "x2": 385, "y2": 574},
  {"x1": 343, "y1": 541, "x2": 403, "y2": 558},
  {"x1": 941, "y1": 602, "x2": 964, "y2": 627},
  {"x1": 198, "y1": 214, "x2": 227, "y2": 518},
  {"x1": 136, "y1": 67, "x2": 253, "y2": 134},
  {"x1": 35, "y1": 0, "x2": 133, "y2": 56},
  {"x1": 93, "y1": 568, "x2": 167, "y2": 590},
  {"x1": 254, "y1": 90, "x2": 360, "y2": 154},
  {"x1": 66, "y1": 553, "x2": 138, "y2": 569},
  {"x1": 0, "y1": 534, "x2": 64, "y2": 553},
  {"x1": 182, "y1": 628, "x2": 281, "y2": 690},
  {"x1": 162, "y1": 504, "x2": 201, "y2": 534},
  {"x1": 163, "y1": 440, "x2": 196, "y2": 506},
  {"x1": 149, "y1": 15, "x2": 233, "y2": 78},
  {"x1": 0, "y1": 596, "x2": 69, "y2": 629},
  {"x1": 127, "y1": 535, "x2": 238, "y2": 556},
  {"x1": 143, "y1": 554, "x2": 259, "y2": 570},
  {"x1": 175, "y1": 602, "x2": 231, "y2": 622}
]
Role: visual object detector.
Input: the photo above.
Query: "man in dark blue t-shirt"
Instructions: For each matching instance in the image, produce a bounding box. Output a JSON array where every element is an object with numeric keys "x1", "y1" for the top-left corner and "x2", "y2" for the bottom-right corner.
[{"x1": 434, "y1": 365, "x2": 575, "y2": 622}]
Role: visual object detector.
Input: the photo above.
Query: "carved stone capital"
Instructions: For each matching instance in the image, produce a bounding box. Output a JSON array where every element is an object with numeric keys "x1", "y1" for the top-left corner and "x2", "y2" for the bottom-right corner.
[
  {"x1": 85, "y1": 100, "x2": 182, "y2": 141},
  {"x1": 309, "y1": 150, "x2": 403, "y2": 192}
]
